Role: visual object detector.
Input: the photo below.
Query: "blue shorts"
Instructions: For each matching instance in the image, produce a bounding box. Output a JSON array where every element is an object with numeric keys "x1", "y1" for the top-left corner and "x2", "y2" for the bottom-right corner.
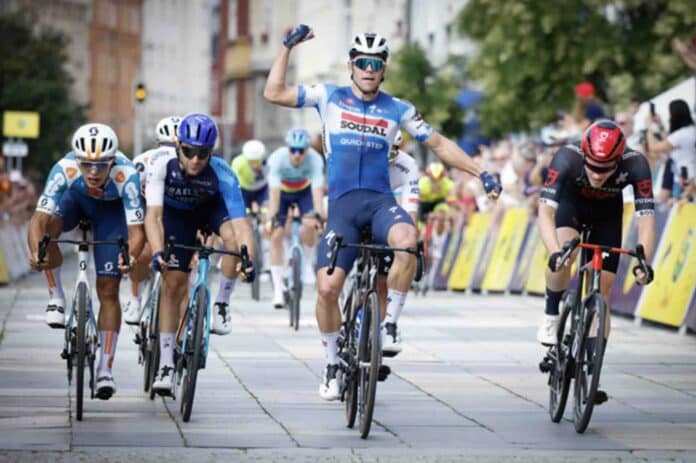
[
  {"x1": 241, "y1": 185, "x2": 269, "y2": 210},
  {"x1": 317, "y1": 189, "x2": 414, "y2": 272},
  {"x1": 277, "y1": 186, "x2": 314, "y2": 224},
  {"x1": 162, "y1": 195, "x2": 232, "y2": 273},
  {"x1": 54, "y1": 190, "x2": 127, "y2": 279}
]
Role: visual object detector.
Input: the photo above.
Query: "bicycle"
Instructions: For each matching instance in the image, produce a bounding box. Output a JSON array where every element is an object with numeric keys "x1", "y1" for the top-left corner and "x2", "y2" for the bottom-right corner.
[
  {"x1": 327, "y1": 235, "x2": 423, "y2": 439},
  {"x1": 134, "y1": 269, "x2": 162, "y2": 400},
  {"x1": 164, "y1": 235, "x2": 251, "y2": 422},
  {"x1": 37, "y1": 219, "x2": 129, "y2": 421},
  {"x1": 248, "y1": 209, "x2": 264, "y2": 301},
  {"x1": 283, "y1": 203, "x2": 303, "y2": 330},
  {"x1": 539, "y1": 231, "x2": 651, "y2": 433}
]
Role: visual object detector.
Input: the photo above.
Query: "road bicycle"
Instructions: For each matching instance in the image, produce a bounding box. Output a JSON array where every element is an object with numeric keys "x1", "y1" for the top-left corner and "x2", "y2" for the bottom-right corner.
[
  {"x1": 38, "y1": 219, "x2": 129, "y2": 421},
  {"x1": 164, "y1": 235, "x2": 251, "y2": 422},
  {"x1": 539, "y1": 232, "x2": 651, "y2": 433},
  {"x1": 134, "y1": 269, "x2": 161, "y2": 400},
  {"x1": 283, "y1": 203, "x2": 303, "y2": 330},
  {"x1": 328, "y1": 235, "x2": 423, "y2": 438}
]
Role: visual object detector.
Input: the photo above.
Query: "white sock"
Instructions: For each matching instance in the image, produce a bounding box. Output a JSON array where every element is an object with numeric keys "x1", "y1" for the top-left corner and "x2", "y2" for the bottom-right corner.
[
  {"x1": 321, "y1": 331, "x2": 340, "y2": 365},
  {"x1": 215, "y1": 275, "x2": 236, "y2": 304},
  {"x1": 271, "y1": 265, "x2": 284, "y2": 295},
  {"x1": 302, "y1": 244, "x2": 316, "y2": 269},
  {"x1": 384, "y1": 289, "x2": 407, "y2": 325},
  {"x1": 46, "y1": 267, "x2": 65, "y2": 301},
  {"x1": 97, "y1": 330, "x2": 119, "y2": 376},
  {"x1": 131, "y1": 279, "x2": 145, "y2": 300},
  {"x1": 159, "y1": 332, "x2": 175, "y2": 368}
]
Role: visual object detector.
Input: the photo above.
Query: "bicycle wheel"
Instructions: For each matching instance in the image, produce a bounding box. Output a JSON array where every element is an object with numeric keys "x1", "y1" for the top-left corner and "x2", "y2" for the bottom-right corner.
[
  {"x1": 549, "y1": 290, "x2": 576, "y2": 422},
  {"x1": 358, "y1": 290, "x2": 381, "y2": 439},
  {"x1": 75, "y1": 282, "x2": 88, "y2": 421},
  {"x1": 342, "y1": 290, "x2": 358, "y2": 428},
  {"x1": 252, "y1": 228, "x2": 262, "y2": 301},
  {"x1": 291, "y1": 247, "x2": 302, "y2": 331},
  {"x1": 145, "y1": 277, "x2": 162, "y2": 399},
  {"x1": 180, "y1": 288, "x2": 206, "y2": 422},
  {"x1": 573, "y1": 293, "x2": 607, "y2": 433}
]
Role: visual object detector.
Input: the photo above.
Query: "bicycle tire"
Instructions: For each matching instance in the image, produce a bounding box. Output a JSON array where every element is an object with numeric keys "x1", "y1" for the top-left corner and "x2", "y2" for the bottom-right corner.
[
  {"x1": 75, "y1": 282, "x2": 88, "y2": 421},
  {"x1": 549, "y1": 290, "x2": 576, "y2": 422},
  {"x1": 291, "y1": 247, "x2": 302, "y2": 331},
  {"x1": 358, "y1": 290, "x2": 381, "y2": 439},
  {"x1": 252, "y1": 228, "x2": 262, "y2": 301},
  {"x1": 342, "y1": 290, "x2": 358, "y2": 428},
  {"x1": 181, "y1": 288, "x2": 206, "y2": 422},
  {"x1": 573, "y1": 293, "x2": 607, "y2": 433},
  {"x1": 146, "y1": 278, "x2": 162, "y2": 400}
]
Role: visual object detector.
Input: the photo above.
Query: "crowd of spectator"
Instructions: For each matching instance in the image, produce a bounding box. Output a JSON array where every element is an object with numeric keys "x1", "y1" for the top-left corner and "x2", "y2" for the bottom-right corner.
[{"x1": 0, "y1": 157, "x2": 37, "y2": 226}]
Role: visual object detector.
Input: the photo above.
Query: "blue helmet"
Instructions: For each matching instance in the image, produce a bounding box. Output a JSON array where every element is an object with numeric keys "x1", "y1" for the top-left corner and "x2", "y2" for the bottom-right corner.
[
  {"x1": 178, "y1": 113, "x2": 217, "y2": 148},
  {"x1": 285, "y1": 128, "x2": 310, "y2": 150}
]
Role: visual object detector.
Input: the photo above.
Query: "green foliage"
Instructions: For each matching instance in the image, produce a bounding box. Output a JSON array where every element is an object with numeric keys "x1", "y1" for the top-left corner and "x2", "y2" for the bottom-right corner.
[
  {"x1": 458, "y1": 0, "x2": 696, "y2": 137},
  {"x1": 384, "y1": 43, "x2": 465, "y2": 140},
  {"x1": 0, "y1": 11, "x2": 85, "y2": 178}
]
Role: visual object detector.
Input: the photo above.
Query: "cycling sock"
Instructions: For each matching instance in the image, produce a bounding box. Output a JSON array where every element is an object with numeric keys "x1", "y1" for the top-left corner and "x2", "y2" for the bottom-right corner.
[
  {"x1": 384, "y1": 289, "x2": 407, "y2": 325},
  {"x1": 320, "y1": 331, "x2": 340, "y2": 365},
  {"x1": 302, "y1": 244, "x2": 316, "y2": 270},
  {"x1": 271, "y1": 265, "x2": 284, "y2": 294},
  {"x1": 131, "y1": 279, "x2": 145, "y2": 300},
  {"x1": 160, "y1": 332, "x2": 175, "y2": 368},
  {"x1": 215, "y1": 275, "x2": 236, "y2": 304},
  {"x1": 544, "y1": 288, "x2": 564, "y2": 316},
  {"x1": 97, "y1": 330, "x2": 119, "y2": 376},
  {"x1": 46, "y1": 267, "x2": 65, "y2": 301}
]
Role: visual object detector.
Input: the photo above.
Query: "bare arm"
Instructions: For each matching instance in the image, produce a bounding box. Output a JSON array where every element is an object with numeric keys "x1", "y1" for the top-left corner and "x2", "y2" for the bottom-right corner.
[
  {"x1": 263, "y1": 48, "x2": 300, "y2": 107},
  {"x1": 27, "y1": 211, "x2": 53, "y2": 267},
  {"x1": 537, "y1": 203, "x2": 561, "y2": 255},
  {"x1": 267, "y1": 186, "x2": 281, "y2": 219},
  {"x1": 127, "y1": 224, "x2": 145, "y2": 259},
  {"x1": 230, "y1": 216, "x2": 255, "y2": 262},
  {"x1": 423, "y1": 132, "x2": 481, "y2": 177},
  {"x1": 145, "y1": 206, "x2": 164, "y2": 254},
  {"x1": 311, "y1": 187, "x2": 325, "y2": 218},
  {"x1": 636, "y1": 214, "x2": 656, "y2": 263},
  {"x1": 646, "y1": 130, "x2": 673, "y2": 155}
]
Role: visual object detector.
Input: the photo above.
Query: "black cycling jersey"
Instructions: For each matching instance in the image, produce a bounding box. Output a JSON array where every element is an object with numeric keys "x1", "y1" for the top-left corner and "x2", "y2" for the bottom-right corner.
[{"x1": 540, "y1": 143, "x2": 655, "y2": 216}]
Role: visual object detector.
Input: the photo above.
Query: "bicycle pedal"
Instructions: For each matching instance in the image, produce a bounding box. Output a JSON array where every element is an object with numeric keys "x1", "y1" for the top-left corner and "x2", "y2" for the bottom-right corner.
[
  {"x1": 382, "y1": 350, "x2": 398, "y2": 358},
  {"x1": 378, "y1": 364, "x2": 391, "y2": 381},
  {"x1": 538, "y1": 360, "x2": 553, "y2": 373},
  {"x1": 60, "y1": 350, "x2": 69, "y2": 360}
]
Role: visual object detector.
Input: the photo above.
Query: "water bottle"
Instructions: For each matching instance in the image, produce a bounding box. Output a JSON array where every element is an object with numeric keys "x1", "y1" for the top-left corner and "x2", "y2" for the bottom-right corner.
[{"x1": 354, "y1": 308, "x2": 363, "y2": 340}]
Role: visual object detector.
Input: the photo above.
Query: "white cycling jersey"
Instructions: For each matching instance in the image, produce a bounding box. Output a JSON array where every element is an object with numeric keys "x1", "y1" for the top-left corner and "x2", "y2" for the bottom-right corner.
[
  {"x1": 389, "y1": 149, "x2": 420, "y2": 213},
  {"x1": 133, "y1": 146, "x2": 175, "y2": 196}
]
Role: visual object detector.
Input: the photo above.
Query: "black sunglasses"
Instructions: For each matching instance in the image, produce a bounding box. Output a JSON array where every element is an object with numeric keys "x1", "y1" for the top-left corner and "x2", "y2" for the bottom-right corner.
[
  {"x1": 290, "y1": 147, "x2": 306, "y2": 155},
  {"x1": 179, "y1": 144, "x2": 212, "y2": 160},
  {"x1": 584, "y1": 161, "x2": 617, "y2": 174}
]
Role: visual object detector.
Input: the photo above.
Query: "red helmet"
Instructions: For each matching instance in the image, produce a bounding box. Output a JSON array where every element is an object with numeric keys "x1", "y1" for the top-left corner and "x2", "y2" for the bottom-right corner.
[{"x1": 581, "y1": 120, "x2": 626, "y2": 164}]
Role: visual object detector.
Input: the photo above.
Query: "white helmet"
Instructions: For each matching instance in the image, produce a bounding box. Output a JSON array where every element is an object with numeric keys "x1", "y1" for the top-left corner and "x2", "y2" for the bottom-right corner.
[
  {"x1": 71, "y1": 123, "x2": 119, "y2": 161},
  {"x1": 349, "y1": 32, "x2": 389, "y2": 60},
  {"x1": 242, "y1": 139, "x2": 266, "y2": 161},
  {"x1": 155, "y1": 116, "x2": 181, "y2": 143},
  {"x1": 393, "y1": 130, "x2": 403, "y2": 146}
]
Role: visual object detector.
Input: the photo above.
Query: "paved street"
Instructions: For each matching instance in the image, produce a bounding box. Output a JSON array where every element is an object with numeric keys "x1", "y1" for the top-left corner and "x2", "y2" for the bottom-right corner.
[{"x1": 1, "y1": 258, "x2": 695, "y2": 462}]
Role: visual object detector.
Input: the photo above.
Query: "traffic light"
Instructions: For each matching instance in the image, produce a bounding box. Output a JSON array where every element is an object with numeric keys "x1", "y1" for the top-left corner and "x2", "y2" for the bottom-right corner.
[{"x1": 135, "y1": 82, "x2": 147, "y2": 103}]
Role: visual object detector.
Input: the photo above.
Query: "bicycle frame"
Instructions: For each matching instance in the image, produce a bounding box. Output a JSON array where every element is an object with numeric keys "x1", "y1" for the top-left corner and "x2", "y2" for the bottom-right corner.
[
  {"x1": 287, "y1": 214, "x2": 303, "y2": 293},
  {"x1": 181, "y1": 255, "x2": 212, "y2": 362},
  {"x1": 66, "y1": 237, "x2": 98, "y2": 357}
]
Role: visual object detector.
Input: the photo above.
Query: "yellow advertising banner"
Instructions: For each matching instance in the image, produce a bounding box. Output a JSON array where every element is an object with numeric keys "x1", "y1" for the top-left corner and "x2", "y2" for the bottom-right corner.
[
  {"x1": 2, "y1": 111, "x2": 40, "y2": 138},
  {"x1": 0, "y1": 247, "x2": 9, "y2": 284},
  {"x1": 448, "y1": 212, "x2": 491, "y2": 290},
  {"x1": 525, "y1": 232, "x2": 549, "y2": 295},
  {"x1": 482, "y1": 207, "x2": 529, "y2": 292},
  {"x1": 637, "y1": 203, "x2": 696, "y2": 327}
]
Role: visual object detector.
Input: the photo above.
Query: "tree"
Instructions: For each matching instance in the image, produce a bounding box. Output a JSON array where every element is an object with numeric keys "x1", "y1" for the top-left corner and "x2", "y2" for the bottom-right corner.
[
  {"x1": 458, "y1": 0, "x2": 696, "y2": 137},
  {"x1": 0, "y1": 11, "x2": 85, "y2": 178},
  {"x1": 384, "y1": 43, "x2": 465, "y2": 155}
]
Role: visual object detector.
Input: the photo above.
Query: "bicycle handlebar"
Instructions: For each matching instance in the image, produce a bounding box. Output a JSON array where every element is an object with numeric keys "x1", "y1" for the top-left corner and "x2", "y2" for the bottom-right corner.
[
  {"x1": 164, "y1": 235, "x2": 251, "y2": 270},
  {"x1": 559, "y1": 237, "x2": 650, "y2": 277},
  {"x1": 37, "y1": 234, "x2": 130, "y2": 269},
  {"x1": 327, "y1": 235, "x2": 343, "y2": 275}
]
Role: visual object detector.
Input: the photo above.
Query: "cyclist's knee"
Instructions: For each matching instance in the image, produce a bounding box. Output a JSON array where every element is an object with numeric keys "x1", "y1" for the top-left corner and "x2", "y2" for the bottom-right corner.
[
  {"x1": 317, "y1": 278, "x2": 341, "y2": 303},
  {"x1": 96, "y1": 278, "x2": 119, "y2": 301},
  {"x1": 389, "y1": 224, "x2": 417, "y2": 249}
]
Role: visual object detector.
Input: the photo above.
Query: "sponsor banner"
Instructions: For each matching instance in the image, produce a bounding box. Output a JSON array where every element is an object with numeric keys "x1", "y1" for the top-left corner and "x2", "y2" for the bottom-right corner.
[
  {"x1": 482, "y1": 208, "x2": 529, "y2": 292},
  {"x1": 0, "y1": 224, "x2": 30, "y2": 281},
  {"x1": 525, "y1": 232, "x2": 549, "y2": 295},
  {"x1": 0, "y1": 237, "x2": 8, "y2": 283},
  {"x1": 448, "y1": 212, "x2": 491, "y2": 290},
  {"x1": 685, "y1": 291, "x2": 696, "y2": 332},
  {"x1": 432, "y1": 232, "x2": 453, "y2": 290},
  {"x1": 509, "y1": 220, "x2": 537, "y2": 293},
  {"x1": 610, "y1": 204, "x2": 669, "y2": 316},
  {"x1": 469, "y1": 217, "x2": 499, "y2": 292},
  {"x1": 637, "y1": 203, "x2": 696, "y2": 327}
]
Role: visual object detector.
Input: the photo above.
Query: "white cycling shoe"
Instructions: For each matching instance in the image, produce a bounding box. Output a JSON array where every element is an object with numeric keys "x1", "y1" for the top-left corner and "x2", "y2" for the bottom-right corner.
[
  {"x1": 123, "y1": 297, "x2": 143, "y2": 325},
  {"x1": 45, "y1": 297, "x2": 66, "y2": 329},
  {"x1": 318, "y1": 364, "x2": 340, "y2": 401},
  {"x1": 152, "y1": 365, "x2": 175, "y2": 396},
  {"x1": 272, "y1": 291, "x2": 285, "y2": 310},
  {"x1": 96, "y1": 374, "x2": 116, "y2": 400},
  {"x1": 536, "y1": 314, "x2": 559, "y2": 346},
  {"x1": 382, "y1": 322, "x2": 402, "y2": 356},
  {"x1": 211, "y1": 302, "x2": 231, "y2": 335}
]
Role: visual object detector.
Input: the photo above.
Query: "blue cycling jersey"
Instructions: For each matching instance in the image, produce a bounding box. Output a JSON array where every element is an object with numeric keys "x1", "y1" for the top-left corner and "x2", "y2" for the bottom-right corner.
[
  {"x1": 296, "y1": 84, "x2": 433, "y2": 200},
  {"x1": 145, "y1": 150, "x2": 246, "y2": 220},
  {"x1": 36, "y1": 151, "x2": 144, "y2": 225},
  {"x1": 267, "y1": 146, "x2": 325, "y2": 193}
]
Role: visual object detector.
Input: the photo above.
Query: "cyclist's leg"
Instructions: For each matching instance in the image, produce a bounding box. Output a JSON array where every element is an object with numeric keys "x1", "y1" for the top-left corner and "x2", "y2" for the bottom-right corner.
[
  {"x1": 296, "y1": 186, "x2": 319, "y2": 283},
  {"x1": 123, "y1": 241, "x2": 151, "y2": 324},
  {"x1": 372, "y1": 196, "x2": 417, "y2": 350},
  {"x1": 315, "y1": 194, "x2": 360, "y2": 400},
  {"x1": 270, "y1": 192, "x2": 292, "y2": 306},
  {"x1": 90, "y1": 198, "x2": 129, "y2": 398}
]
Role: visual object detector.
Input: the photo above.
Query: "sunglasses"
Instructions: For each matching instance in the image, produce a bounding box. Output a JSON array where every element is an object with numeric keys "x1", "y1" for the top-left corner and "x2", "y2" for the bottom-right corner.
[
  {"x1": 78, "y1": 160, "x2": 111, "y2": 172},
  {"x1": 584, "y1": 161, "x2": 617, "y2": 174},
  {"x1": 179, "y1": 144, "x2": 212, "y2": 160},
  {"x1": 290, "y1": 147, "x2": 306, "y2": 155},
  {"x1": 352, "y1": 57, "x2": 385, "y2": 72}
]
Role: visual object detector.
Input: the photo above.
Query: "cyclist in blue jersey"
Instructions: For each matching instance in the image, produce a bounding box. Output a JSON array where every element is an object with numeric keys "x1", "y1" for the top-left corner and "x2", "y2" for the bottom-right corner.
[
  {"x1": 144, "y1": 113, "x2": 256, "y2": 395},
  {"x1": 27, "y1": 123, "x2": 146, "y2": 399},
  {"x1": 265, "y1": 27, "x2": 502, "y2": 400},
  {"x1": 266, "y1": 127, "x2": 326, "y2": 307}
]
